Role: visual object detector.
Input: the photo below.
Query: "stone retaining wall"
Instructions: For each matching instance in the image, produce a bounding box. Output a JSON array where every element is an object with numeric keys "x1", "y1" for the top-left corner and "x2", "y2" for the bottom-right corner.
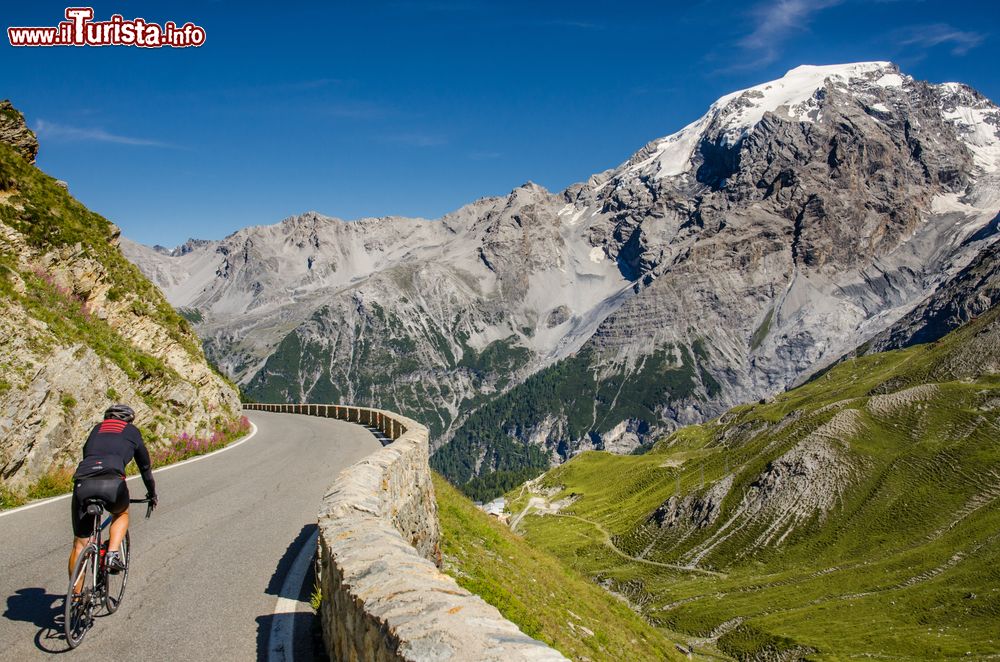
[{"x1": 244, "y1": 403, "x2": 568, "y2": 662}]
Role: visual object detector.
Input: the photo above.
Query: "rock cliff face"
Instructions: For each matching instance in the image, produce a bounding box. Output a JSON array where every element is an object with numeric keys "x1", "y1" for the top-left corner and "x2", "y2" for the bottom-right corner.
[
  {"x1": 0, "y1": 100, "x2": 38, "y2": 164},
  {"x1": 124, "y1": 62, "x2": 1000, "y2": 496},
  {"x1": 124, "y1": 186, "x2": 627, "y2": 439},
  {"x1": 864, "y1": 238, "x2": 1000, "y2": 353},
  {"x1": 0, "y1": 103, "x2": 241, "y2": 492}
]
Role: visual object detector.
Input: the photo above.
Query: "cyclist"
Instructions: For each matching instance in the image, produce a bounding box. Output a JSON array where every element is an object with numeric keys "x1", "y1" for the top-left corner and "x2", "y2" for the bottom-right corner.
[{"x1": 69, "y1": 404, "x2": 158, "y2": 581}]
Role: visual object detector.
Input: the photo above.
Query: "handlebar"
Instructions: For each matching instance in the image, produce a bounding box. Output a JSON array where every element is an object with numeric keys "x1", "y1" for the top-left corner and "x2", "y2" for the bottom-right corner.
[{"x1": 129, "y1": 497, "x2": 155, "y2": 519}]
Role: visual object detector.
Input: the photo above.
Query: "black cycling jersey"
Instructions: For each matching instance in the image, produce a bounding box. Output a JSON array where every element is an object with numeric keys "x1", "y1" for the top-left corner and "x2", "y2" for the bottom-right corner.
[{"x1": 78, "y1": 419, "x2": 156, "y2": 496}]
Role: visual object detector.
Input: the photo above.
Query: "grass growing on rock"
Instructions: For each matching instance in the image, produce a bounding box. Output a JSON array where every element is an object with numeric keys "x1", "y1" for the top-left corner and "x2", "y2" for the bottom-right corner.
[
  {"x1": 13, "y1": 267, "x2": 175, "y2": 380},
  {"x1": 509, "y1": 307, "x2": 1000, "y2": 660},
  {"x1": 0, "y1": 126, "x2": 245, "y2": 502},
  {"x1": 0, "y1": 467, "x2": 76, "y2": 509},
  {"x1": 0, "y1": 417, "x2": 252, "y2": 510},
  {"x1": 432, "y1": 473, "x2": 683, "y2": 661}
]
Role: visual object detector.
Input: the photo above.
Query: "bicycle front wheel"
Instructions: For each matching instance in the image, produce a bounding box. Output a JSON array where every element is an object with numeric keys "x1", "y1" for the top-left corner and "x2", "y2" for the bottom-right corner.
[
  {"x1": 65, "y1": 545, "x2": 97, "y2": 649},
  {"x1": 104, "y1": 531, "x2": 130, "y2": 614}
]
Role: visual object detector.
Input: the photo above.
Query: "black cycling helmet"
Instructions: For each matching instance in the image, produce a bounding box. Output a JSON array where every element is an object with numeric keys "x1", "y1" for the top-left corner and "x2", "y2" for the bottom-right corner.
[{"x1": 104, "y1": 404, "x2": 136, "y2": 423}]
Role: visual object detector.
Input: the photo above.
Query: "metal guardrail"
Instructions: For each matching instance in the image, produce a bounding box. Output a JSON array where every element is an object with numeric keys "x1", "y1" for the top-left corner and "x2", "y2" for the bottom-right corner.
[{"x1": 243, "y1": 402, "x2": 407, "y2": 442}]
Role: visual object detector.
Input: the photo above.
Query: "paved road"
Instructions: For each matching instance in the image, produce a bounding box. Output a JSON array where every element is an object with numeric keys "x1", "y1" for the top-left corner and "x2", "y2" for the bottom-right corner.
[{"x1": 0, "y1": 411, "x2": 381, "y2": 661}]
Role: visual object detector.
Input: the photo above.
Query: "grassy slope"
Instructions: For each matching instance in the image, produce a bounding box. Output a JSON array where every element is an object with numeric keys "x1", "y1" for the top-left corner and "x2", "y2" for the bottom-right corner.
[
  {"x1": 508, "y1": 306, "x2": 1000, "y2": 660},
  {"x1": 432, "y1": 473, "x2": 685, "y2": 661}
]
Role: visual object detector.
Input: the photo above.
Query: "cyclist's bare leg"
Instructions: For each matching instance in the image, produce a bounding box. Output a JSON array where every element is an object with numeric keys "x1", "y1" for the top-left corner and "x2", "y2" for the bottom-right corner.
[
  {"x1": 108, "y1": 510, "x2": 128, "y2": 552},
  {"x1": 68, "y1": 537, "x2": 89, "y2": 591}
]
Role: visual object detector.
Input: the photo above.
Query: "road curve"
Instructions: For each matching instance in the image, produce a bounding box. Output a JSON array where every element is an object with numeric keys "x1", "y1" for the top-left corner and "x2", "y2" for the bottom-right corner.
[{"x1": 0, "y1": 411, "x2": 382, "y2": 660}]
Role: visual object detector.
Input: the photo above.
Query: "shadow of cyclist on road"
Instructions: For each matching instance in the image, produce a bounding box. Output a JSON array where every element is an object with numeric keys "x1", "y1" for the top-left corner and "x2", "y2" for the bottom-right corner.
[{"x1": 3, "y1": 587, "x2": 69, "y2": 653}]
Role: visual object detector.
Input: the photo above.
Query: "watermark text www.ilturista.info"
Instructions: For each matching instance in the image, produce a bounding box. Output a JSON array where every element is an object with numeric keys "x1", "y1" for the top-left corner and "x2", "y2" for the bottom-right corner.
[{"x1": 8, "y1": 7, "x2": 206, "y2": 48}]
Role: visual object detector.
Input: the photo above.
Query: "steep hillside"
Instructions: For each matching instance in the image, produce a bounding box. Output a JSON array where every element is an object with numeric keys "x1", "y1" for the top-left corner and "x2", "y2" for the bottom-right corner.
[
  {"x1": 433, "y1": 473, "x2": 685, "y2": 661},
  {"x1": 509, "y1": 304, "x2": 1000, "y2": 659},
  {"x1": 0, "y1": 101, "x2": 241, "y2": 495},
  {"x1": 125, "y1": 62, "x2": 1000, "y2": 496}
]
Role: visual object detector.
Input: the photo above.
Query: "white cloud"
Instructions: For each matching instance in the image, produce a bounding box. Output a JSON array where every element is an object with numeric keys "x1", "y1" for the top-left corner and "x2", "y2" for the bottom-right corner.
[
  {"x1": 892, "y1": 23, "x2": 986, "y2": 55},
  {"x1": 735, "y1": 0, "x2": 843, "y2": 68},
  {"x1": 32, "y1": 120, "x2": 175, "y2": 148}
]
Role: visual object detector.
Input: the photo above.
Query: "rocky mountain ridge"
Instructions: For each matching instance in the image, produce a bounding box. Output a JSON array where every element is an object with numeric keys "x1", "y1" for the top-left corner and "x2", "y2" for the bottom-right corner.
[
  {"x1": 123, "y1": 62, "x2": 1000, "y2": 496},
  {"x1": 0, "y1": 102, "x2": 242, "y2": 491}
]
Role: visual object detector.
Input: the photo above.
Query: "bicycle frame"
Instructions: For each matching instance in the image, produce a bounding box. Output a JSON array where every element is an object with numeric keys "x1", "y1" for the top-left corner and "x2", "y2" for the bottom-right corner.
[
  {"x1": 81, "y1": 497, "x2": 152, "y2": 592},
  {"x1": 72, "y1": 505, "x2": 109, "y2": 598}
]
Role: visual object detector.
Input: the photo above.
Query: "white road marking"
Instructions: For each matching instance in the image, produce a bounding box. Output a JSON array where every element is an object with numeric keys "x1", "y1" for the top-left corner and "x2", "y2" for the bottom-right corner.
[
  {"x1": 0, "y1": 421, "x2": 259, "y2": 519},
  {"x1": 268, "y1": 528, "x2": 319, "y2": 662}
]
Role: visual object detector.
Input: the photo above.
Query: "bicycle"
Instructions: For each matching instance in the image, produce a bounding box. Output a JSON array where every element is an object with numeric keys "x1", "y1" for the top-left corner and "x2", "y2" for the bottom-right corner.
[{"x1": 64, "y1": 496, "x2": 154, "y2": 649}]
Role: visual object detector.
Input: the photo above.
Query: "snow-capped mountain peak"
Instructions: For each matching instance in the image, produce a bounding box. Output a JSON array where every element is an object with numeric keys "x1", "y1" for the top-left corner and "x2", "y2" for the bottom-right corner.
[
  {"x1": 612, "y1": 61, "x2": 999, "y2": 185},
  {"x1": 710, "y1": 61, "x2": 900, "y2": 138},
  {"x1": 620, "y1": 62, "x2": 904, "y2": 182}
]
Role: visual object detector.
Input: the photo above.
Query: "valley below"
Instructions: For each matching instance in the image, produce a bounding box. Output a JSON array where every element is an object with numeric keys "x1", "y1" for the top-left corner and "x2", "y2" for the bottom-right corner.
[{"x1": 507, "y1": 306, "x2": 1000, "y2": 659}]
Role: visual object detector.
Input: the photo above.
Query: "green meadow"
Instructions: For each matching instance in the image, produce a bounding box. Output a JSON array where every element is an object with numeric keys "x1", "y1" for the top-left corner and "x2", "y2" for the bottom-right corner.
[{"x1": 508, "y1": 307, "x2": 1000, "y2": 659}]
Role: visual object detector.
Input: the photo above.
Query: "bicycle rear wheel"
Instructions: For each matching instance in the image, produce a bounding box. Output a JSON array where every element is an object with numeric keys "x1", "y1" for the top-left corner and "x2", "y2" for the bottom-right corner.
[
  {"x1": 65, "y1": 546, "x2": 97, "y2": 649},
  {"x1": 104, "y1": 531, "x2": 130, "y2": 613}
]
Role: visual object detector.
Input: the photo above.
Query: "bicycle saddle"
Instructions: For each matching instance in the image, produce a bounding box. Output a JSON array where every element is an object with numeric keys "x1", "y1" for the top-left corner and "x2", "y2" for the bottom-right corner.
[{"x1": 84, "y1": 500, "x2": 107, "y2": 516}]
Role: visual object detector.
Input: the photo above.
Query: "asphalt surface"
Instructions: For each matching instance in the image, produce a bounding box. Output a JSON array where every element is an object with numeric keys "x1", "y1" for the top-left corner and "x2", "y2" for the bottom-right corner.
[{"x1": 0, "y1": 411, "x2": 381, "y2": 661}]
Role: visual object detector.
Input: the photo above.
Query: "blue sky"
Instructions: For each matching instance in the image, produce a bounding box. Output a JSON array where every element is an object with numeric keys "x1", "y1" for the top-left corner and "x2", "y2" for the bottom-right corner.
[{"x1": 2, "y1": 1, "x2": 998, "y2": 246}]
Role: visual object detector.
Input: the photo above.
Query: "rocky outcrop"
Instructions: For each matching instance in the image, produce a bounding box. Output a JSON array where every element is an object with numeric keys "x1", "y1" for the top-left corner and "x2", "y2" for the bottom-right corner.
[
  {"x1": 0, "y1": 100, "x2": 37, "y2": 164},
  {"x1": 0, "y1": 103, "x2": 241, "y2": 491},
  {"x1": 244, "y1": 403, "x2": 567, "y2": 662},
  {"x1": 675, "y1": 409, "x2": 863, "y2": 567},
  {"x1": 650, "y1": 475, "x2": 734, "y2": 531},
  {"x1": 125, "y1": 62, "x2": 1000, "y2": 494}
]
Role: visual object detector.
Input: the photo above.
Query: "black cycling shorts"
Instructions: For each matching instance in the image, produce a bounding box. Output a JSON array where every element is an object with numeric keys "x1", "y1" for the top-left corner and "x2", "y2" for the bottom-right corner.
[{"x1": 71, "y1": 474, "x2": 129, "y2": 538}]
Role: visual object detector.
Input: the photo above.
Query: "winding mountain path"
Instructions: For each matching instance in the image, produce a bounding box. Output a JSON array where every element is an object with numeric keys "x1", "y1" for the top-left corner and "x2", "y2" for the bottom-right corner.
[
  {"x1": 550, "y1": 513, "x2": 727, "y2": 578},
  {"x1": 0, "y1": 411, "x2": 381, "y2": 660}
]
